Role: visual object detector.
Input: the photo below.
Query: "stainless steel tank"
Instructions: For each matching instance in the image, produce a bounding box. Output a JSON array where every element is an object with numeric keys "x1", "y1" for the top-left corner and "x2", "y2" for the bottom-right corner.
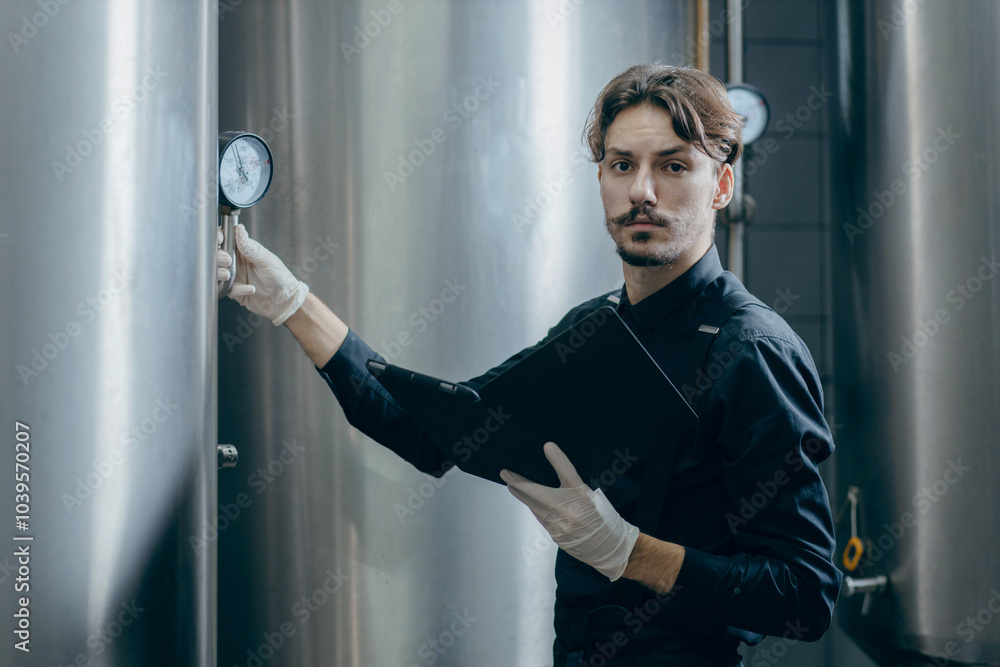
[
  {"x1": 0, "y1": 1, "x2": 218, "y2": 665},
  {"x1": 831, "y1": 0, "x2": 1000, "y2": 664},
  {"x1": 216, "y1": 1, "x2": 695, "y2": 665}
]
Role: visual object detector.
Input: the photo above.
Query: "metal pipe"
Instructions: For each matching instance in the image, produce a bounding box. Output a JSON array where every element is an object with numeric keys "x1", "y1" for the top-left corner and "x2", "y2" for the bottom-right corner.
[
  {"x1": 843, "y1": 575, "x2": 889, "y2": 597},
  {"x1": 726, "y1": 0, "x2": 745, "y2": 281},
  {"x1": 696, "y1": 0, "x2": 710, "y2": 71},
  {"x1": 218, "y1": 206, "x2": 239, "y2": 298}
]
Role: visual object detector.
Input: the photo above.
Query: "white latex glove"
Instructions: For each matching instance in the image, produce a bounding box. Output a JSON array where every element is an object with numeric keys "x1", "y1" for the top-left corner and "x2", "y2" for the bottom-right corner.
[
  {"x1": 219, "y1": 223, "x2": 309, "y2": 326},
  {"x1": 500, "y1": 442, "x2": 640, "y2": 581}
]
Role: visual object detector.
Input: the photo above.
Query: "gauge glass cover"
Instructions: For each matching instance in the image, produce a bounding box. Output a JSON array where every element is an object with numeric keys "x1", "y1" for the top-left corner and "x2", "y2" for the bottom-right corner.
[
  {"x1": 219, "y1": 134, "x2": 272, "y2": 208},
  {"x1": 726, "y1": 84, "x2": 770, "y2": 145}
]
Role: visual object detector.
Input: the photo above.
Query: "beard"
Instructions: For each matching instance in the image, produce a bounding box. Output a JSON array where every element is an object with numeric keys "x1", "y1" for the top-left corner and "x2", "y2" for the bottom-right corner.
[{"x1": 605, "y1": 203, "x2": 706, "y2": 268}]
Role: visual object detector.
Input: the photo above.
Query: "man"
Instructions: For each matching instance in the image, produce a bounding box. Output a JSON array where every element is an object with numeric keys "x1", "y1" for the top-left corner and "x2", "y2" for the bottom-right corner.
[{"x1": 219, "y1": 63, "x2": 841, "y2": 666}]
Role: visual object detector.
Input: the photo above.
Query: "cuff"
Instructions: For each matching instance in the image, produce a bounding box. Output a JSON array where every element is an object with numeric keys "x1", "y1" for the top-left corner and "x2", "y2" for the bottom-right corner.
[
  {"x1": 669, "y1": 545, "x2": 728, "y2": 607},
  {"x1": 272, "y1": 281, "x2": 309, "y2": 326}
]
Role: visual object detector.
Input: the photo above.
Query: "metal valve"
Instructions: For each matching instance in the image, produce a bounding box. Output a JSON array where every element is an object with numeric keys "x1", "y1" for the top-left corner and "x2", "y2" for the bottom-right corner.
[
  {"x1": 217, "y1": 444, "x2": 239, "y2": 469},
  {"x1": 843, "y1": 575, "x2": 888, "y2": 615}
]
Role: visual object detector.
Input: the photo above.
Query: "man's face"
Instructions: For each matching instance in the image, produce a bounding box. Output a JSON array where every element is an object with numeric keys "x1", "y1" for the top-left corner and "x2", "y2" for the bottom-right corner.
[{"x1": 598, "y1": 104, "x2": 732, "y2": 268}]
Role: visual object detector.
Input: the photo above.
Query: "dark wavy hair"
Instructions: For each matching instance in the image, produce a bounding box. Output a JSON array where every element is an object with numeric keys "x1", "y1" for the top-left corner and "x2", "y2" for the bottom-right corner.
[{"x1": 585, "y1": 63, "x2": 743, "y2": 166}]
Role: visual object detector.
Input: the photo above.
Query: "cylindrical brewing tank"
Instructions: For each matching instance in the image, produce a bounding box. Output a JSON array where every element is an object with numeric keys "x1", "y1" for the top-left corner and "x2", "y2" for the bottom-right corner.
[
  {"x1": 0, "y1": 1, "x2": 217, "y2": 665},
  {"x1": 216, "y1": 1, "x2": 695, "y2": 664},
  {"x1": 832, "y1": 0, "x2": 1000, "y2": 664}
]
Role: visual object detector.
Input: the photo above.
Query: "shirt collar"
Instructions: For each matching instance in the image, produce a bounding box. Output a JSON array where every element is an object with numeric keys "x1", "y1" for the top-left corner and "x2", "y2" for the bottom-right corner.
[{"x1": 617, "y1": 244, "x2": 725, "y2": 331}]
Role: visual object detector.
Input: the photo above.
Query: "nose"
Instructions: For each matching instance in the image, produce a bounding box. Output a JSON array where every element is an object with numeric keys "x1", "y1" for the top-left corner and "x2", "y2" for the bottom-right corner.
[{"x1": 629, "y1": 166, "x2": 657, "y2": 208}]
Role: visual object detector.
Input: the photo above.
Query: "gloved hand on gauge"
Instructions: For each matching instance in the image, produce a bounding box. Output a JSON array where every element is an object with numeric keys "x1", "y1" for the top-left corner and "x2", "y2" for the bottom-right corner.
[
  {"x1": 217, "y1": 224, "x2": 309, "y2": 326},
  {"x1": 500, "y1": 441, "x2": 640, "y2": 581}
]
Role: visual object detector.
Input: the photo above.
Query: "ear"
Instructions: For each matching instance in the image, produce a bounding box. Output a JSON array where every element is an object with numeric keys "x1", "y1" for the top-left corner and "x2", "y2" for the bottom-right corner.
[
  {"x1": 711, "y1": 163, "x2": 734, "y2": 210},
  {"x1": 597, "y1": 161, "x2": 603, "y2": 185}
]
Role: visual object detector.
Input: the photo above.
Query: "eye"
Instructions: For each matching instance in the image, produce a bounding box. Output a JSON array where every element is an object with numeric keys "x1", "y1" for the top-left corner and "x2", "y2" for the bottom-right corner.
[
  {"x1": 665, "y1": 163, "x2": 686, "y2": 174},
  {"x1": 611, "y1": 161, "x2": 631, "y2": 173}
]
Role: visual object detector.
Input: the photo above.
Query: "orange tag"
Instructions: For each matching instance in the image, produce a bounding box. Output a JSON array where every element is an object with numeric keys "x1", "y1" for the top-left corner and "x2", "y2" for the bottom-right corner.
[{"x1": 842, "y1": 536, "x2": 863, "y2": 571}]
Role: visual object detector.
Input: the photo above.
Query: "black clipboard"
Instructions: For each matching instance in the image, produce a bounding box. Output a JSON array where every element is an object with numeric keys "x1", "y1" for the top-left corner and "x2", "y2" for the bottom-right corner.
[{"x1": 366, "y1": 306, "x2": 697, "y2": 487}]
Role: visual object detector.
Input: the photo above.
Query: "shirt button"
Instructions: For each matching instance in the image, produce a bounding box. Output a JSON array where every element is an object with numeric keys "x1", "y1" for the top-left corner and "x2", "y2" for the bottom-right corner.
[{"x1": 734, "y1": 587, "x2": 741, "y2": 595}]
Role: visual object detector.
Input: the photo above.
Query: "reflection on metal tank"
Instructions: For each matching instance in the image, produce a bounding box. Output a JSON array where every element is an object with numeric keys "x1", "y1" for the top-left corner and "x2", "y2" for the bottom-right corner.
[
  {"x1": 0, "y1": 1, "x2": 217, "y2": 666},
  {"x1": 217, "y1": 1, "x2": 694, "y2": 664},
  {"x1": 831, "y1": 0, "x2": 1000, "y2": 665}
]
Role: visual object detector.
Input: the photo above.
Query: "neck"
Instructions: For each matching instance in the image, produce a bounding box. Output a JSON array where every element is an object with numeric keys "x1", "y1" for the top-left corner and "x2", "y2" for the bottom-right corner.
[{"x1": 623, "y1": 242, "x2": 711, "y2": 304}]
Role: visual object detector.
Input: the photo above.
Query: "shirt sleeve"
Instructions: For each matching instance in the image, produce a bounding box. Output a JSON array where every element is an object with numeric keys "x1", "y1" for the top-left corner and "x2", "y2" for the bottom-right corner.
[
  {"x1": 669, "y1": 332, "x2": 842, "y2": 641},
  {"x1": 313, "y1": 300, "x2": 611, "y2": 478},
  {"x1": 314, "y1": 329, "x2": 452, "y2": 475}
]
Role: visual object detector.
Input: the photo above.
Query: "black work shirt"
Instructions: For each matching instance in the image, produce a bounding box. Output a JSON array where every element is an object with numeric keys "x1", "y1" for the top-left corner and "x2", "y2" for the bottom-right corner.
[{"x1": 316, "y1": 245, "x2": 841, "y2": 665}]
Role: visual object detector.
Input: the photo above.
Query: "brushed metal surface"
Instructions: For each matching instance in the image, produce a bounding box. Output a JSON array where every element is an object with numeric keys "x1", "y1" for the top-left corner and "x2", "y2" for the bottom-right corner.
[
  {"x1": 832, "y1": 1, "x2": 1000, "y2": 664},
  {"x1": 0, "y1": 1, "x2": 218, "y2": 665},
  {"x1": 216, "y1": 1, "x2": 694, "y2": 665}
]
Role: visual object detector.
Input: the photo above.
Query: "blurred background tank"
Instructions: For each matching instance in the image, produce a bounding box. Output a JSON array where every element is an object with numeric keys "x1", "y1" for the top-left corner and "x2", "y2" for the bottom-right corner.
[
  {"x1": 831, "y1": 0, "x2": 1000, "y2": 664},
  {"x1": 215, "y1": 1, "x2": 695, "y2": 665},
  {"x1": 0, "y1": 1, "x2": 218, "y2": 665}
]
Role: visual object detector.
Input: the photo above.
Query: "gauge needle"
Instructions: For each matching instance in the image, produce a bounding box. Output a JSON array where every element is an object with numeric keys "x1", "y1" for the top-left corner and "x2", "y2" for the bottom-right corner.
[{"x1": 234, "y1": 144, "x2": 248, "y2": 183}]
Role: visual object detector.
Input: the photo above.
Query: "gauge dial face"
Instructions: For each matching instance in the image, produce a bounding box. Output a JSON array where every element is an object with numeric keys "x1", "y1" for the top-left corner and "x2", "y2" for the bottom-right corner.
[
  {"x1": 219, "y1": 134, "x2": 272, "y2": 208},
  {"x1": 726, "y1": 84, "x2": 770, "y2": 145}
]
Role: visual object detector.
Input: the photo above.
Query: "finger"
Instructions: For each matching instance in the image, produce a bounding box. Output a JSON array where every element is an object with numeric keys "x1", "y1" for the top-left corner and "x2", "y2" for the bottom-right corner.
[
  {"x1": 217, "y1": 227, "x2": 224, "y2": 246},
  {"x1": 234, "y1": 223, "x2": 265, "y2": 263},
  {"x1": 228, "y1": 284, "x2": 256, "y2": 298},
  {"x1": 505, "y1": 483, "x2": 540, "y2": 508},
  {"x1": 543, "y1": 442, "x2": 585, "y2": 488},
  {"x1": 217, "y1": 267, "x2": 231, "y2": 282},
  {"x1": 218, "y1": 250, "x2": 232, "y2": 268}
]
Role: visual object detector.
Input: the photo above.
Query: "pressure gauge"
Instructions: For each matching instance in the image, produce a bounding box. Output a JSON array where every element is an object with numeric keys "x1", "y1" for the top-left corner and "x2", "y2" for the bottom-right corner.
[
  {"x1": 726, "y1": 83, "x2": 770, "y2": 145},
  {"x1": 218, "y1": 131, "x2": 273, "y2": 209}
]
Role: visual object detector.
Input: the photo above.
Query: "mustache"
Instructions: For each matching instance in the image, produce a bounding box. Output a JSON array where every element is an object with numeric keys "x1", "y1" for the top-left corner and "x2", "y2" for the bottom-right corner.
[{"x1": 607, "y1": 205, "x2": 673, "y2": 228}]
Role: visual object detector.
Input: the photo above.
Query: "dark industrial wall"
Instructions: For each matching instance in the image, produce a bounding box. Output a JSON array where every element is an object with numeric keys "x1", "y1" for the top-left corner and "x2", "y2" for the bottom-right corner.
[{"x1": 707, "y1": 1, "x2": 877, "y2": 665}]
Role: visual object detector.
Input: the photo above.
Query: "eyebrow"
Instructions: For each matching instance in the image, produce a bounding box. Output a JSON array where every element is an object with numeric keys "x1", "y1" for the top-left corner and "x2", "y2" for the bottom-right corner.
[{"x1": 605, "y1": 145, "x2": 690, "y2": 158}]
